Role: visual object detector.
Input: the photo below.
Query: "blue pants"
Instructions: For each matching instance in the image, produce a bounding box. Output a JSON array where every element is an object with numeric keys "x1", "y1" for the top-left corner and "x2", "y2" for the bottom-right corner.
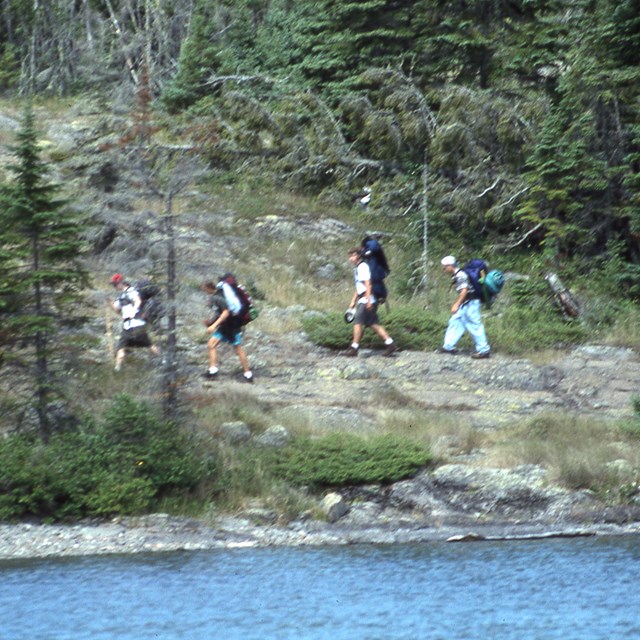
[{"x1": 443, "y1": 299, "x2": 490, "y2": 354}]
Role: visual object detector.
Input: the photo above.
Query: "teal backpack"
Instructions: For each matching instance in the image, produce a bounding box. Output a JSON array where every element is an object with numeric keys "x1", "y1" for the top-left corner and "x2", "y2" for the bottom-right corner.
[{"x1": 461, "y1": 259, "x2": 505, "y2": 307}]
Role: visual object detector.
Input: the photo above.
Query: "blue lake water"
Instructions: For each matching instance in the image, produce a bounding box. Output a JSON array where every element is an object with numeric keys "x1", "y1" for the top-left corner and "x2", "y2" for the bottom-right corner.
[{"x1": 1, "y1": 536, "x2": 640, "y2": 640}]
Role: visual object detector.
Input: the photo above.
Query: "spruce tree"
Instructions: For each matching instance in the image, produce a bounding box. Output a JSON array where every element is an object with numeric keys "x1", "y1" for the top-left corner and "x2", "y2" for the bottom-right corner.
[
  {"x1": 0, "y1": 106, "x2": 87, "y2": 439},
  {"x1": 292, "y1": 0, "x2": 414, "y2": 95}
]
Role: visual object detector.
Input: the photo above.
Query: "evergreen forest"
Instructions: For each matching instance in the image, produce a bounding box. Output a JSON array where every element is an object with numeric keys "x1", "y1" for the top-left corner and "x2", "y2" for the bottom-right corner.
[{"x1": 1, "y1": 0, "x2": 639, "y2": 286}]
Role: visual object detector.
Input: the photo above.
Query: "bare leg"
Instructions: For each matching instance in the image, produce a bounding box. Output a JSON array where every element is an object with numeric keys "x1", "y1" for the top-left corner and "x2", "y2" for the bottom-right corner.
[
  {"x1": 114, "y1": 348, "x2": 126, "y2": 371},
  {"x1": 234, "y1": 345, "x2": 251, "y2": 373},
  {"x1": 370, "y1": 323, "x2": 391, "y2": 342},
  {"x1": 207, "y1": 336, "x2": 221, "y2": 369},
  {"x1": 234, "y1": 345, "x2": 253, "y2": 382}
]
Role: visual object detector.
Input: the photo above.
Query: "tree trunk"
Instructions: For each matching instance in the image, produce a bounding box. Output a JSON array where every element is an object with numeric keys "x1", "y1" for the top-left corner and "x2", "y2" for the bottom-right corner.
[
  {"x1": 32, "y1": 234, "x2": 51, "y2": 440},
  {"x1": 545, "y1": 272, "x2": 581, "y2": 319},
  {"x1": 163, "y1": 192, "x2": 179, "y2": 422}
]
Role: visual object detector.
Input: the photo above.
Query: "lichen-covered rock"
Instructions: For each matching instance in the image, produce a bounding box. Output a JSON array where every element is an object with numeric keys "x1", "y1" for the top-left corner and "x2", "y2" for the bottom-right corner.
[{"x1": 320, "y1": 492, "x2": 349, "y2": 523}]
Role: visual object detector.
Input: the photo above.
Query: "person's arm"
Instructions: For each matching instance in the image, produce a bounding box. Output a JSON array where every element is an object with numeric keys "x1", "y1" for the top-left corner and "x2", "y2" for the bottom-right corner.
[
  {"x1": 364, "y1": 277, "x2": 373, "y2": 309},
  {"x1": 129, "y1": 289, "x2": 143, "y2": 316},
  {"x1": 207, "y1": 308, "x2": 230, "y2": 333},
  {"x1": 451, "y1": 286, "x2": 468, "y2": 314}
]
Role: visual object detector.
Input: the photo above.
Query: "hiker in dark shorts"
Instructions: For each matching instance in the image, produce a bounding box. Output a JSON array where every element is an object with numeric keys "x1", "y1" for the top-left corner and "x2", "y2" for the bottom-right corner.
[
  {"x1": 110, "y1": 273, "x2": 160, "y2": 371},
  {"x1": 202, "y1": 280, "x2": 253, "y2": 382},
  {"x1": 342, "y1": 247, "x2": 396, "y2": 357}
]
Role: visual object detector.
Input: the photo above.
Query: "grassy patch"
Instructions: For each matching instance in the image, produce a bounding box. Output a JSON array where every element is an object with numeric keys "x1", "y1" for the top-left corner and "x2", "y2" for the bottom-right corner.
[
  {"x1": 377, "y1": 408, "x2": 486, "y2": 460},
  {"x1": 485, "y1": 413, "x2": 640, "y2": 502}
]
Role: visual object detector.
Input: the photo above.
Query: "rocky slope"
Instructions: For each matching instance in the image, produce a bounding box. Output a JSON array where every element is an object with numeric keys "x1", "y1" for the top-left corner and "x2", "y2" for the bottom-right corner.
[{"x1": 1, "y1": 99, "x2": 640, "y2": 559}]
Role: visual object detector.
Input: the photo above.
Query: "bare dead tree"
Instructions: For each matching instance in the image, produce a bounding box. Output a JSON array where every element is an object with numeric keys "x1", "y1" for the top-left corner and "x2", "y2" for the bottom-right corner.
[{"x1": 114, "y1": 62, "x2": 211, "y2": 421}]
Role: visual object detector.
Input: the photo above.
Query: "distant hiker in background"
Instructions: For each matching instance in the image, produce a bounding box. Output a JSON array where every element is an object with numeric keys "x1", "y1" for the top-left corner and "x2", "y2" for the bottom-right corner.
[
  {"x1": 110, "y1": 273, "x2": 160, "y2": 371},
  {"x1": 342, "y1": 247, "x2": 397, "y2": 357},
  {"x1": 202, "y1": 277, "x2": 254, "y2": 383},
  {"x1": 438, "y1": 256, "x2": 490, "y2": 359}
]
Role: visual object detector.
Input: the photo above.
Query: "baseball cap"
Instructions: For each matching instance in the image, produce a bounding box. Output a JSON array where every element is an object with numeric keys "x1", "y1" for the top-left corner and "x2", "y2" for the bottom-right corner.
[
  {"x1": 440, "y1": 255, "x2": 457, "y2": 267},
  {"x1": 110, "y1": 273, "x2": 124, "y2": 285}
]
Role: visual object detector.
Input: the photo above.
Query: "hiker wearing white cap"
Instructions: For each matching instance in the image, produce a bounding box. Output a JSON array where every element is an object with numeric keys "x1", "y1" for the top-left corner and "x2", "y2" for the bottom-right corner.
[{"x1": 438, "y1": 256, "x2": 490, "y2": 359}]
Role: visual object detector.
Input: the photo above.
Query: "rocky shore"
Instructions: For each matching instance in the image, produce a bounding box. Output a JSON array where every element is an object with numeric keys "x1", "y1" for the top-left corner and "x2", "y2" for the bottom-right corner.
[
  {"x1": 5, "y1": 339, "x2": 640, "y2": 562},
  {"x1": 3, "y1": 461, "x2": 640, "y2": 561},
  {"x1": 3, "y1": 516, "x2": 640, "y2": 562}
]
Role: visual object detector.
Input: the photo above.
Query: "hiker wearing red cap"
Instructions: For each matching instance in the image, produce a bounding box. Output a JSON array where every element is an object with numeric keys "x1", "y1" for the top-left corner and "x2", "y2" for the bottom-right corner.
[{"x1": 110, "y1": 274, "x2": 160, "y2": 371}]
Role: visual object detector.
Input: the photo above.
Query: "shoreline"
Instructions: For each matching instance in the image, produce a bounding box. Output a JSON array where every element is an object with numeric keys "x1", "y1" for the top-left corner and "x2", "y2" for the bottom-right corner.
[{"x1": 2, "y1": 514, "x2": 640, "y2": 561}]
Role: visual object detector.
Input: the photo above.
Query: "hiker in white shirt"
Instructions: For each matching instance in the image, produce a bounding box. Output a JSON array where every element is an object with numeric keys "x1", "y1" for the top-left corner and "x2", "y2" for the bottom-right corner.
[
  {"x1": 110, "y1": 273, "x2": 160, "y2": 371},
  {"x1": 343, "y1": 247, "x2": 397, "y2": 358}
]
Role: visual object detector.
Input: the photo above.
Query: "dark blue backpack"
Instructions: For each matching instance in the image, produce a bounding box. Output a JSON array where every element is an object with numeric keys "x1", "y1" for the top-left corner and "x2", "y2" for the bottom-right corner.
[
  {"x1": 361, "y1": 237, "x2": 390, "y2": 302},
  {"x1": 461, "y1": 259, "x2": 504, "y2": 306},
  {"x1": 135, "y1": 279, "x2": 165, "y2": 325}
]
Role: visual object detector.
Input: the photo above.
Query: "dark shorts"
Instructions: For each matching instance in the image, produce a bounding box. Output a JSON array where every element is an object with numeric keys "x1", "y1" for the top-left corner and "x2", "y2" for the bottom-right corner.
[
  {"x1": 211, "y1": 317, "x2": 244, "y2": 346},
  {"x1": 118, "y1": 325, "x2": 152, "y2": 349},
  {"x1": 354, "y1": 302, "x2": 380, "y2": 326}
]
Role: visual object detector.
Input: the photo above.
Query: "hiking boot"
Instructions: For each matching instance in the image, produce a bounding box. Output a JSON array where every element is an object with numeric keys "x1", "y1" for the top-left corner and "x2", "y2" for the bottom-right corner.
[
  {"x1": 203, "y1": 370, "x2": 219, "y2": 379},
  {"x1": 436, "y1": 347, "x2": 458, "y2": 355},
  {"x1": 341, "y1": 346, "x2": 359, "y2": 357},
  {"x1": 471, "y1": 350, "x2": 491, "y2": 359},
  {"x1": 382, "y1": 342, "x2": 397, "y2": 357},
  {"x1": 243, "y1": 372, "x2": 254, "y2": 384}
]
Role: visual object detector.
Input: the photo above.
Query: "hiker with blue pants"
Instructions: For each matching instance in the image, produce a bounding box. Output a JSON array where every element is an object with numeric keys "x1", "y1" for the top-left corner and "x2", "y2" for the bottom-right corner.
[{"x1": 439, "y1": 255, "x2": 491, "y2": 359}]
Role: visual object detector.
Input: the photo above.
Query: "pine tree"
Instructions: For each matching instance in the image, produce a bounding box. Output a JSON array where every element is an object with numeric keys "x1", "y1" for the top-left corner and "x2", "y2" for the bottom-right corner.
[
  {"x1": 0, "y1": 106, "x2": 87, "y2": 439},
  {"x1": 161, "y1": 0, "x2": 228, "y2": 110},
  {"x1": 515, "y1": 0, "x2": 640, "y2": 266},
  {"x1": 292, "y1": 0, "x2": 414, "y2": 95},
  {"x1": 413, "y1": 0, "x2": 533, "y2": 89}
]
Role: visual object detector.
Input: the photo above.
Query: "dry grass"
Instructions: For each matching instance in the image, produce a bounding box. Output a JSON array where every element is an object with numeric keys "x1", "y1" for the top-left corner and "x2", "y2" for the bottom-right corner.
[
  {"x1": 602, "y1": 306, "x2": 640, "y2": 350},
  {"x1": 481, "y1": 413, "x2": 640, "y2": 491},
  {"x1": 189, "y1": 387, "x2": 273, "y2": 437},
  {"x1": 375, "y1": 408, "x2": 486, "y2": 460}
]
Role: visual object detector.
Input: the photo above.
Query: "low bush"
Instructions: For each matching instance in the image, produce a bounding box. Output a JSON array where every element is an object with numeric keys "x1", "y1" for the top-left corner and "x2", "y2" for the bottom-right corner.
[
  {"x1": 0, "y1": 395, "x2": 218, "y2": 522},
  {"x1": 301, "y1": 305, "x2": 443, "y2": 351},
  {"x1": 267, "y1": 433, "x2": 432, "y2": 488},
  {"x1": 490, "y1": 305, "x2": 587, "y2": 354},
  {"x1": 302, "y1": 299, "x2": 587, "y2": 355}
]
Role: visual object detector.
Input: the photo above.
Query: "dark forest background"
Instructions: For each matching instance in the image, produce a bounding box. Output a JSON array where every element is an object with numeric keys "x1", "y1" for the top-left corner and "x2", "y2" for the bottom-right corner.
[{"x1": 1, "y1": 0, "x2": 639, "y2": 289}]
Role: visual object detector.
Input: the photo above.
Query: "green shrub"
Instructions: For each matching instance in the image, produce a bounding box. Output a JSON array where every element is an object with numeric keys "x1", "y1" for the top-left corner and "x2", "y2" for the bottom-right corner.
[
  {"x1": 0, "y1": 395, "x2": 219, "y2": 522},
  {"x1": 301, "y1": 305, "x2": 443, "y2": 351},
  {"x1": 491, "y1": 304, "x2": 587, "y2": 354},
  {"x1": 98, "y1": 394, "x2": 208, "y2": 493},
  {"x1": 268, "y1": 433, "x2": 432, "y2": 488},
  {"x1": 632, "y1": 396, "x2": 640, "y2": 417},
  {"x1": 301, "y1": 294, "x2": 589, "y2": 355}
]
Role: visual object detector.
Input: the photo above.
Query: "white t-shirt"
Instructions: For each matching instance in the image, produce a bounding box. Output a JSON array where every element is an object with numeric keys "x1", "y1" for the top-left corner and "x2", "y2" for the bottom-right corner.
[
  {"x1": 453, "y1": 269, "x2": 471, "y2": 294},
  {"x1": 354, "y1": 261, "x2": 376, "y2": 304},
  {"x1": 116, "y1": 287, "x2": 146, "y2": 329}
]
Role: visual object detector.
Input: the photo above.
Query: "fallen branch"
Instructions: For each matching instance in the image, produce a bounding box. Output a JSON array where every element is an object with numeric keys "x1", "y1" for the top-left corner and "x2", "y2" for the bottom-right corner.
[{"x1": 495, "y1": 186, "x2": 529, "y2": 210}]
